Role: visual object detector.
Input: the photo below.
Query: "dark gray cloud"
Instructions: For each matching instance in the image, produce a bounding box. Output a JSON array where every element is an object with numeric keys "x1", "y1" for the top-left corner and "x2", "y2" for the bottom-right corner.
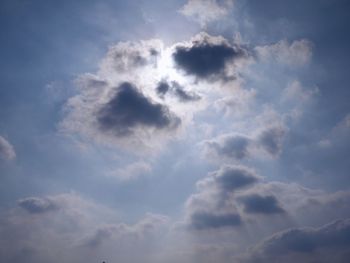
[
  {"x1": 204, "y1": 125, "x2": 286, "y2": 162},
  {"x1": 186, "y1": 165, "x2": 260, "y2": 230},
  {"x1": 173, "y1": 83, "x2": 201, "y2": 102},
  {"x1": 213, "y1": 165, "x2": 260, "y2": 192},
  {"x1": 156, "y1": 81, "x2": 170, "y2": 97},
  {"x1": 97, "y1": 82, "x2": 180, "y2": 136},
  {"x1": 18, "y1": 197, "x2": 59, "y2": 214},
  {"x1": 190, "y1": 211, "x2": 241, "y2": 230},
  {"x1": 156, "y1": 81, "x2": 201, "y2": 102},
  {"x1": 257, "y1": 126, "x2": 286, "y2": 156},
  {"x1": 241, "y1": 218, "x2": 350, "y2": 263},
  {"x1": 205, "y1": 134, "x2": 252, "y2": 161},
  {"x1": 238, "y1": 194, "x2": 285, "y2": 214},
  {"x1": 173, "y1": 34, "x2": 246, "y2": 80}
]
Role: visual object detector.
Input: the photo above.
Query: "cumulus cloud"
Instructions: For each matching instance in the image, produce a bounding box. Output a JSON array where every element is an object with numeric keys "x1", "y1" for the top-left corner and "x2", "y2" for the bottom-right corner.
[
  {"x1": 61, "y1": 75, "x2": 182, "y2": 152},
  {"x1": 240, "y1": 218, "x2": 350, "y2": 263},
  {"x1": 173, "y1": 32, "x2": 249, "y2": 81},
  {"x1": 0, "y1": 136, "x2": 15, "y2": 161},
  {"x1": 62, "y1": 35, "x2": 225, "y2": 153},
  {"x1": 180, "y1": 0, "x2": 234, "y2": 27},
  {"x1": 184, "y1": 165, "x2": 350, "y2": 235},
  {"x1": 203, "y1": 125, "x2": 287, "y2": 161},
  {"x1": 255, "y1": 39, "x2": 313, "y2": 66},
  {"x1": 185, "y1": 165, "x2": 260, "y2": 230},
  {"x1": 97, "y1": 82, "x2": 180, "y2": 136}
]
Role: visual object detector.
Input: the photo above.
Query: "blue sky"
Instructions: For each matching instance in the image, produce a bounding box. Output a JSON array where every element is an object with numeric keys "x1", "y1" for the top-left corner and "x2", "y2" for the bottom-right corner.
[{"x1": 1, "y1": 0, "x2": 350, "y2": 262}]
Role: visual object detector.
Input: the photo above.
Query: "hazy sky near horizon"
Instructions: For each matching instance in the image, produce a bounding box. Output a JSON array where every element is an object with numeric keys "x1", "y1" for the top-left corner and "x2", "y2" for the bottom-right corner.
[{"x1": 1, "y1": 0, "x2": 350, "y2": 262}]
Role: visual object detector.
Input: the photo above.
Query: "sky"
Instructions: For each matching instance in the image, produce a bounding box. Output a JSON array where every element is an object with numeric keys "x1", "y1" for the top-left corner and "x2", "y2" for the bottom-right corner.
[{"x1": 0, "y1": 0, "x2": 350, "y2": 262}]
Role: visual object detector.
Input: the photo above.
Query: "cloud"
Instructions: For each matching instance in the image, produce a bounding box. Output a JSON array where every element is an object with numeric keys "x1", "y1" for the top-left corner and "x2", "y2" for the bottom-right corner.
[
  {"x1": 156, "y1": 80, "x2": 201, "y2": 102},
  {"x1": 173, "y1": 82, "x2": 201, "y2": 102},
  {"x1": 99, "y1": 39, "x2": 161, "y2": 75},
  {"x1": 203, "y1": 125, "x2": 287, "y2": 161},
  {"x1": 185, "y1": 165, "x2": 260, "y2": 230},
  {"x1": 238, "y1": 194, "x2": 285, "y2": 214},
  {"x1": 180, "y1": 0, "x2": 234, "y2": 27},
  {"x1": 173, "y1": 32, "x2": 249, "y2": 81},
  {"x1": 82, "y1": 213, "x2": 169, "y2": 248},
  {"x1": 203, "y1": 134, "x2": 252, "y2": 160},
  {"x1": 255, "y1": 39, "x2": 313, "y2": 66},
  {"x1": 18, "y1": 197, "x2": 59, "y2": 214},
  {"x1": 184, "y1": 164, "x2": 350, "y2": 235},
  {"x1": 0, "y1": 136, "x2": 16, "y2": 161},
  {"x1": 241, "y1": 218, "x2": 350, "y2": 263},
  {"x1": 0, "y1": 193, "x2": 170, "y2": 263},
  {"x1": 212, "y1": 165, "x2": 261, "y2": 191},
  {"x1": 97, "y1": 82, "x2": 180, "y2": 136},
  {"x1": 190, "y1": 211, "x2": 241, "y2": 230},
  {"x1": 257, "y1": 125, "x2": 286, "y2": 156},
  {"x1": 156, "y1": 81, "x2": 170, "y2": 97},
  {"x1": 282, "y1": 80, "x2": 319, "y2": 103},
  {"x1": 108, "y1": 161, "x2": 152, "y2": 181}
]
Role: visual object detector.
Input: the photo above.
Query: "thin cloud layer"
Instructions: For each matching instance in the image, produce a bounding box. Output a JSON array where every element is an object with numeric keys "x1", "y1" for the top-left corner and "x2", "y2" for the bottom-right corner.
[
  {"x1": 0, "y1": 136, "x2": 15, "y2": 161},
  {"x1": 180, "y1": 0, "x2": 234, "y2": 27},
  {"x1": 255, "y1": 39, "x2": 313, "y2": 66},
  {"x1": 0, "y1": 193, "x2": 170, "y2": 263}
]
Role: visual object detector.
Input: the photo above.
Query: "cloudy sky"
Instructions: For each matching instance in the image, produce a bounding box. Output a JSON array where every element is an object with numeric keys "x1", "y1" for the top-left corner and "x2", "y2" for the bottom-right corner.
[{"x1": 1, "y1": 0, "x2": 350, "y2": 262}]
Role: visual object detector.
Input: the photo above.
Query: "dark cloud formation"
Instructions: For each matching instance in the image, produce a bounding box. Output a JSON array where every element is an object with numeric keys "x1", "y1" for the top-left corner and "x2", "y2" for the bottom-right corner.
[
  {"x1": 156, "y1": 81, "x2": 201, "y2": 102},
  {"x1": 173, "y1": 34, "x2": 246, "y2": 80},
  {"x1": 205, "y1": 134, "x2": 252, "y2": 160},
  {"x1": 238, "y1": 194, "x2": 285, "y2": 214},
  {"x1": 186, "y1": 165, "x2": 260, "y2": 230},
  {"x1": 18, "y1": 197, "x2": 59, "y2": 214},
  {"x1": 173, "y1": 83, "x2": 201, "y2": 102},
  {"x1": 242, "y1": 218, "x2": 350, "y2": 263},
  {"x1": 156, "y1": 81, "x2": 170, "y2": 97},
  {"x1": 190, "y1": 211, "x2": 241, "y2": 230},
  {"x1": 213, "y1": 165, "x2": 260, "y2": 191},
  {"x1": 97, "y1": 82, "x2": 180, "y2": 136},
  {"x1": 257, "y1": 126, "x2": 286, "y2": 156},
  {"x1": 204, "y1": 125, "x2": 286, "y2": 161}
]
